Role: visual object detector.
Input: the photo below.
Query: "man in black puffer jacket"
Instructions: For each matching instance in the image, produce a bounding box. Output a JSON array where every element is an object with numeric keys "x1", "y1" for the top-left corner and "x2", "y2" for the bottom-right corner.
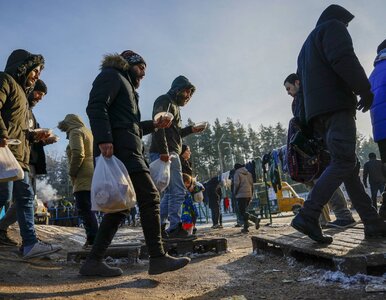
[
  {"x1": 291, "y1": 5, "x2": 386, "y2": 243},
  {"x1": 83, "y1": 50, "x2": 190, "y2": 277}
]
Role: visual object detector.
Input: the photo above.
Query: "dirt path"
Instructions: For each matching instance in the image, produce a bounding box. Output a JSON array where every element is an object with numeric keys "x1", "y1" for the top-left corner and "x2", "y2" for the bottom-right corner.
[{"x1": 0, "y1": 216, "x2": 385, "y2": 300}]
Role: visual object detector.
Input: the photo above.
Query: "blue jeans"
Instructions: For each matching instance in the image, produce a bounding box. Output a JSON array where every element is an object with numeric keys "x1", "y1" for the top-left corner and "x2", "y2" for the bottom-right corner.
[
  {"x1": 0, "y1": 172, "x2": 37, "y2": 246},
  {"x1": 302, "y1": 110, "x2": 378, "y2": 224},
  {"x1": 150, "y1": 152, "x2": 186, "y2": 231}
]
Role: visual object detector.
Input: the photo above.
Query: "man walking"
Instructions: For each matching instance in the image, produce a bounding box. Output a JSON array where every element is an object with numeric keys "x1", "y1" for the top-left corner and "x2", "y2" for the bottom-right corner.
[
  {"x1": 291, "y1": 5, "x2": 386, "y2": 243},
  {"x1": 58, "y1": 114, "x2": 99, "y2": 249},
  {"x1": 0, "y1": 49, "x2": 61, "y2": 257},
  {"x1": 363, "y1": 153, "x2": 386, "y2": 210},
  {"x1": 0, "y1": 79, "x2": 56, "y2": 247},
  {"x1": 82, "y1": 50, "x2": 190, "y2": 277},
  {"x1": 369, "y1": 39, "x2": 386, "y2": 219},
  {"x1": 233, "y1": 163, "x2": 254, "y2": 233},
  {"x1": 149, "y1": 75, "x2": 204, "y2": 239},
  {"x1": 284, "y1": 73, "x2": 356, "y2": 228}
]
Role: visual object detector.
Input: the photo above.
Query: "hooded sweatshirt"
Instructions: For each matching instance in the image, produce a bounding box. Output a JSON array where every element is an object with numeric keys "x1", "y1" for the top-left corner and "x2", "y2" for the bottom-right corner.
[
  {"x1": 58, "y1": 114, "x2": 94, "y2": 192},
  {"x1": 0, "y1": 49, "x2": 44, "y2": 170},
  {"x1": 297, "y1": 5, "x2": 371, "y2": 123},
  {"x1": 149, "y1": 76, "x2": 196, "y2": 155},
  {"x1": 233, "y1": 166, "x2": 254, "y2": 199},
  {"x1": 369, "y1": 47, "x2": 386, "y2": 142}
]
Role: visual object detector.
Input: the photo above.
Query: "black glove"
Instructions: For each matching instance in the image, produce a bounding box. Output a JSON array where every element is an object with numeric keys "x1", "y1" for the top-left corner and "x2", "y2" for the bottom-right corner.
[{"x1": 357, "y1": 90, "x2": 374, "y2": 113}]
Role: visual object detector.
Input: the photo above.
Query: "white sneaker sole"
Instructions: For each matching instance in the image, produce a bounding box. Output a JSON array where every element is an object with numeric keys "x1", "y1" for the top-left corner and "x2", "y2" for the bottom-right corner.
[{"x1": 23, "y1": 247, "x2": 62, "y2": 259}]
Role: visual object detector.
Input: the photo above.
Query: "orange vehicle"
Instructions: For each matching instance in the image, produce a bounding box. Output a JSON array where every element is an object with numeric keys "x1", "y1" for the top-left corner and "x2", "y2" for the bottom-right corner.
[{"x1": 273, "y1": 182, "x2": 305, "y2": 214}]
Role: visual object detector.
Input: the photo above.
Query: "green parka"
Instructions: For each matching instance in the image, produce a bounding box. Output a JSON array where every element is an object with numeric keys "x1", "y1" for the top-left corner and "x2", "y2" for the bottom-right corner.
[
  {"x1": 0, "y1": 49, "x2": 44, "y2": 170},
  {"x1": 58, "y1": 114, "x2": 94, "y2": 192}
]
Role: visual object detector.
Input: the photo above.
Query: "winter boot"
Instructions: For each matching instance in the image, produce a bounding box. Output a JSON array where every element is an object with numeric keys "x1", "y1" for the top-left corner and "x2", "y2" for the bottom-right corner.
[
  {"x1": 291, "y1": 212, "x2": 333, "y2": 244},
  {"x1": 79, "y1": 259, "x2": 123, "y2": 277},
  {"x1": 364, "y1": 218, "x2": 386, "y2": 239},
  {"x1": 148, "y1": 253, "x2": 190, "y2": 275}
]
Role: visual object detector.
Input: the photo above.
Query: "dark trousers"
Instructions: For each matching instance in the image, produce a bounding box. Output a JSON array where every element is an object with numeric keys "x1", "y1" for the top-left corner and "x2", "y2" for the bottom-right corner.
[
  {"x1": 88, "y1": 171, "x2": 164, "y2": 261},
  {"x1": 302, "y1": 110, "x2": 379, "y2": 224},
  {"x1": 377, "y1": 139, "x2": 386, "y2": 210},
  {"x1": 210, "y1": 200, "x2": 221, "y2": 226},
  {"x1": 74, "y1": 191, "x2": 98, "y2": 243},
  {"x1": 237, "y1": 197, "x2": 251, "y2": 229},
  {"x1": 369, "y1": 182, "x2": 385, "y2": 209}
]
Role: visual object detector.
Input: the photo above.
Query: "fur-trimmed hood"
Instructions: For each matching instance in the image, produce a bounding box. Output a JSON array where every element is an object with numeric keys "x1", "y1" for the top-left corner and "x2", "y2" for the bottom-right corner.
[
  {"x1": 100, "y1": 53, "x2": 130, "y2": 72},
  {"x1": 4, "y1": 49, "x2": 44, "y2": 90}
]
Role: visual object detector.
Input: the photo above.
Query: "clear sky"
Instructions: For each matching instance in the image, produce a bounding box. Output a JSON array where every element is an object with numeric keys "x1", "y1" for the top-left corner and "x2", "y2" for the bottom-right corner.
[{"x1": 1, "y1": 0, "x2": 385, "y2": 155}]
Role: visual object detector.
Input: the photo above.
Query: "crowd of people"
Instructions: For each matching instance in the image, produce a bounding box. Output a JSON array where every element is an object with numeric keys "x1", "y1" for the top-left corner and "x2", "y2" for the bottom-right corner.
[{"x1": 0, "y1": 3, "x2": 385, "y2": 278}]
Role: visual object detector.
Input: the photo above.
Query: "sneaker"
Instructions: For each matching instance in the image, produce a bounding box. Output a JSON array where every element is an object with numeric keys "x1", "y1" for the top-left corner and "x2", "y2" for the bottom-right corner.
[
  {"x1": 79, "y1": 259, "x2": 123, "y2": 277},
  {"x1": 0, "y1": 230, "x2": 17, "y2": 246},
  {"x1": 211, "y1": 224, "x2": 222, "y2": 229},
  {"x1": 325, "y1": 219, "x2": 356, "y2": 229},
  {"x1": 234, "y1": 223, "x2": 242, "y2": 228},
  {"x1": 165, "y1": 227, "x2": 196, "y2": 241},
  {"x1": 241, "y1": 228, "x2": 249, "y2": 234},
  {"x1": 148, "y1": 253, "x2": 190, "y2": 275},
  {"x1": 23, "y1": 241, "x2": 62, "y2": 259}
]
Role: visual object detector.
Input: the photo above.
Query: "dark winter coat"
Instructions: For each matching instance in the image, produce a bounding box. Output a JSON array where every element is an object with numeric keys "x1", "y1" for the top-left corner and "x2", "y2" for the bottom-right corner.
[
  {"x1": 204, "y1": 176, "x2": 222, "y2": 209},
  {"x1": 297, "y1": 5, "x2": 371, "y2": 123},
  {"x1": 86, "y1": 54, "x2": 155, "y2": 173},
  {"x1": 363, "y1": 158, "x2": 386, "y2": 185},
  {"x1": 180, "y1": 157, "x2": 193, "y2": 176},
  {"x1": 0, "y1": 49, "x2": 44, "y2": 171},
  {"x1": 28, "y1": 111, "x2": 47, "y2": 175},
  {"x1": 369, "y1": 49, "x2": 386, "y2": 142},
  {"x1": 149, "y1": 76, "x2": 195, "y2": 155}
]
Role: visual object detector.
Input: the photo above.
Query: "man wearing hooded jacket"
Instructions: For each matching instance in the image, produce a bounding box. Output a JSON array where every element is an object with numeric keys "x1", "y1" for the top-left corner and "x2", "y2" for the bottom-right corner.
[
  {"x1": 369, "y1": 39, "x2": 386, "y2": 219},
  {"x1": 291, "y1": 5, "x2": 386, "y2": 244},
  {"x1": 0, "y1": 49, "x2": 61, "y2": 258},
  {"x1": 149, "y1": 76, "x2": 204, "y2": 239},
  {"x1": 0, "y1": 79, "x2": 56, "y2": 247},
  {"x1": 83, "y1": 50, "x2": 190, "y2": 277}
]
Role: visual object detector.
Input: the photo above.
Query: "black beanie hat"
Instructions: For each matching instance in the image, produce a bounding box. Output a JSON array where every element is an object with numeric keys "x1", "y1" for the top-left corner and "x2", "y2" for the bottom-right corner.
[
  {"x1": 120, "y1": 50, "x2": 146, "y2": 66},
  {"x1": 34, "y1": 79, "x2": 47, "y2": 94},
  {"x1": 234, "y1": 163, "x2": 244, "y2": 170},
  {"x1": 377, "y1": 39, "x2": 386, "y2": 54}
]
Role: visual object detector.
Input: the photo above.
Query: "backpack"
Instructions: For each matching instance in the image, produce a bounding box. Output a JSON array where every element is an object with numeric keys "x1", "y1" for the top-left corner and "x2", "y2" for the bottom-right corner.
[{"x1": 286, "y1": 117, "x2": 330, "y2": 183}]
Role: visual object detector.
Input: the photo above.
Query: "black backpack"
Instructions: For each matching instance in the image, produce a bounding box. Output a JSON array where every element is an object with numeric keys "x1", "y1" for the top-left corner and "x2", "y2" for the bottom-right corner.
[{"x1": 286, "y1": 117, "x2": 330, "y2": 183}]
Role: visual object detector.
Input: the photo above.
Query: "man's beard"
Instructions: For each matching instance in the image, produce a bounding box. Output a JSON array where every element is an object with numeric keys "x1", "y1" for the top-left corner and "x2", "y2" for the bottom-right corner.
[
  {"x1": 176, "y1": 93, "x2": 189, "y2": 106},
  {"x1": 128, "y1": 69, "x2": 140, "y2": 89}
]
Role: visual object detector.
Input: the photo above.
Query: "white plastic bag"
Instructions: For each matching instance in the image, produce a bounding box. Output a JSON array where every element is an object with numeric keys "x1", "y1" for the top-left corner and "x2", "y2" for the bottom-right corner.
[
  {"x1": 91, "y1": 155, "x2": 136, "y2": 213},
  {"x1": 0, "y1": 146, "x2": 24, "y2": 182},
  {"x1": 149, "y1": 158, "x2": 171, "y2": 192}
]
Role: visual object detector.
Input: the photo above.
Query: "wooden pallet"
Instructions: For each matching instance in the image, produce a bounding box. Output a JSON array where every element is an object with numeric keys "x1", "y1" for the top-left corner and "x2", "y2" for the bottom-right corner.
[
  {"x1": 251, "y1": 225, "x2": 386, "y2": 275},
  {"x1": 140, "y1": 238, "x2": 228, "y2": 258},
  {"x1": 67, "y1": 242, "x2": 142, "y2": 262},
  {"x1": 67, "y1": 238, "x2": 228, "y2": 261}
]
